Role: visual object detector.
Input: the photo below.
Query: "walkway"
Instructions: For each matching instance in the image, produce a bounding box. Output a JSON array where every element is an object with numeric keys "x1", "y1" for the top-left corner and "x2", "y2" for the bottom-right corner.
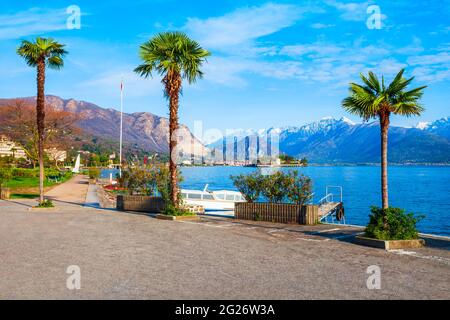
[
  {"x1": 0, "y1": 196, "x2": 449, "y2": 299},
  {"x1": 44, "y1": 174, "x2": 90, "y2": 206}
]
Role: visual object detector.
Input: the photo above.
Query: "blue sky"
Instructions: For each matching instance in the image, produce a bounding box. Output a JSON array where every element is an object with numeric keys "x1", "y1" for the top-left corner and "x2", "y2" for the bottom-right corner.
[{"x1": 0, "y1": 0, "x2": 449, "y2": 133}]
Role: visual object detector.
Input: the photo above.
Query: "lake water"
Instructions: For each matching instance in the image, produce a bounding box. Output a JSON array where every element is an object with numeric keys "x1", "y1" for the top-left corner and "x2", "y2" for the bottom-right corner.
[{"x1": 102, "y1": 166, "x2": 450, "y2": 236}]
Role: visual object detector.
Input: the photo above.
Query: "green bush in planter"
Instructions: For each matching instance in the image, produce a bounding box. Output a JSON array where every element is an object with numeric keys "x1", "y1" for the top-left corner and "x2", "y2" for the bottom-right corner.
[
  {"x1": 88, "y1": 168, "x2": 101, "y2": 180},
  {"x1": 365, "y1": 207, "x2": 424, "y2": 240},
  {"x1": 230, "y1": 172, "x2": 263, "y2": 202}
]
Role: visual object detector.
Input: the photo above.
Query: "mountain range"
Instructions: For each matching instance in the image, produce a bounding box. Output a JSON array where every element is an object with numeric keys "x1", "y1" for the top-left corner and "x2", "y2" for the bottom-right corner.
[
  {"x1": 0, "y1": 96, "x2": 205, "y2": 157},
  {"x1": 0, "y1": 95, "x2": 449, "y2": 164},
  {"x1": 209, "y1": 117, "x2": 450, "y2": 164}
]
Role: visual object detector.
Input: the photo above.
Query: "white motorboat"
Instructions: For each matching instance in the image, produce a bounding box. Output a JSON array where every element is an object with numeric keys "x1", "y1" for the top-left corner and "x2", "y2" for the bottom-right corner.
[{"x1": 181, "y1": 185, "x2": 246, "y2": 211}]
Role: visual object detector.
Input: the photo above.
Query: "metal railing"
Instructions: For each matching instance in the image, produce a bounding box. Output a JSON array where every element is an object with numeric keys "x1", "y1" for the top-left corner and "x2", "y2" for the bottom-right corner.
[{"x1": 318, "y1": 185, "x2": 345, "y2": 224}]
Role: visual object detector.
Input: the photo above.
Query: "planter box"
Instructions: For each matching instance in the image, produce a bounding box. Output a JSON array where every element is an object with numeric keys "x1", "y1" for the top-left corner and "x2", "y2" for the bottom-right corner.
[
  {"x1": 117, "y1": 195, "x2": 166, "y2": 213},
  {"x1": 235, "y1": 202, "x2": 319, "y2": 225},
  {"x1": 156, "y1": 214, "x2": 200, "y2": 221},
  {"x1": 355, "y1": 236, "x2": 425, "y2": 250},
  {"x1": 183, "y1": 204, "x2": 205, "y2": 215},
  {"x1": 0, "y1": 188, "x2": 11, "y2": 200}
]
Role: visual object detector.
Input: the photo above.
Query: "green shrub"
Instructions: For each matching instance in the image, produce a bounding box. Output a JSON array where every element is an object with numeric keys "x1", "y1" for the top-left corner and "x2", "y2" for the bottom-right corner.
[
  {"x1": 38, "y1": 199, "x2": 54, "y2": 208},
  {"x1": 260, "y1": 171, "x2": 290, "y2": 203},
  {"x1": 12, "y1": 168, "x2": 39, "y2": 178},
  {"x1": 231, "y1": 170, "x2": 313, "y2": 204},
  {"x1": 230, "y1": 172, "x2": 263, "y2": 202},
  {"x1": 88, "y1": 168, "x2": 101, "y2": 180},
  {"x1": 365, "y1": 207, "x2": 424, "y2": 240},
  {"x1": 285, "y1": 171, "x2": 313, "y2": 205},
  {"x1": 0, "y1": 168, "x2": 13, "y2": 190}
]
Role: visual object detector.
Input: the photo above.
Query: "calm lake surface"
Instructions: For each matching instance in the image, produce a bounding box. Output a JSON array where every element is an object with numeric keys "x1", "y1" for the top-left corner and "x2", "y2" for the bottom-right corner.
[
  {"x1": 102, "y1": 166, "x2": 450, "y2": 236},
  {"x1": 180, "y1": 166, "x2": 450, "y2": 236}
]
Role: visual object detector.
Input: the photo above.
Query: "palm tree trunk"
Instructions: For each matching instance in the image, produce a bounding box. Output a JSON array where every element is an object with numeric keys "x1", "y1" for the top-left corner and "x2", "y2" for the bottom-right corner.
[
  {"x1": 165, "y1": 71, "x2": 182, "y2": 207},
  {"x1": 36, "y1": 59, "x2": 46, "y2": 204},
  {"x1": 380, "y1": 114, "x2": 390, "y2": 209}
]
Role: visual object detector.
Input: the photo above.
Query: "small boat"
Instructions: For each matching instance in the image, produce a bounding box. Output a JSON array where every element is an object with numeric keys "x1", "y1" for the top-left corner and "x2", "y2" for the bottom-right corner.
[{"x1": 181, "y1": 184, "x2": 246, "y2": 211}]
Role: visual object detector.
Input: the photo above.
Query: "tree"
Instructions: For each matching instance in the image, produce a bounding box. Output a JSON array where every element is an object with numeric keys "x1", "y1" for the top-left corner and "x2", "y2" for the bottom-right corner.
[
  {"x1": 0, "y1": 100, "x2": 81, "y2": 168},
  {"x1": 0, "y1": 168, "x2": 12, "y2": 197},
  {"x1": 134, "y1": 32, "x2": 210, "y2": 207},
  {"x1": 342, "y1": 69, "x2": 426, "y2": 209},
  {"x1": 17, "y1": 38, "x2": 67, "y2": 204}
]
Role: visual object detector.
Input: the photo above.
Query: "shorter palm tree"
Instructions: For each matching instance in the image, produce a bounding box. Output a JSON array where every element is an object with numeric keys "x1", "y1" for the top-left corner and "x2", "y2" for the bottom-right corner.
[
  {"x1": 342, "y1": 69, "x2": 426, "y2": 210},
  {"x1": 17, "y1": 37, "x2": 67, "y2": 204},
  {"x1": 134, "y1": 31, "x2": 210, "y2": 207}
]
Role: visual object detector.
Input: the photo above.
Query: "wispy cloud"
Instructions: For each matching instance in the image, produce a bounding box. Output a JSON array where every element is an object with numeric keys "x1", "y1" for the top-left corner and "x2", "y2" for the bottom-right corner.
[
  {"x1": 310, "y1": 23, "x2": 335, "y2": 29},
  {"x1": 0, "y1": 7, "x2": 68, "y2": 40},
  {"x1": 80, "y1": 68, "x2": 162, "y2": 98},
  {"x1": 408, "y1": 52, "x2": 450, "y2": 83},
  {"x1": 184, "y1": 3, "x2": 306, "y2": 51},
  {"x1": 325, "y1": 0, "x2": 370, "y2": 21}
]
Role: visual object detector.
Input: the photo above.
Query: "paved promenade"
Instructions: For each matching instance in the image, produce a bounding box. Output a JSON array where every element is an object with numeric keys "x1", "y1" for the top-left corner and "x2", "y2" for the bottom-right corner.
[{"x1": 0, "y1": 176, "x2": 449, "y2": 299}]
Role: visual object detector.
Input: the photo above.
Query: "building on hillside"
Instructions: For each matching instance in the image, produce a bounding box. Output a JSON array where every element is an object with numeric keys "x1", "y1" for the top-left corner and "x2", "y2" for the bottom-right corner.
[{"x1": 0, "y1": 135, "x2": 27, "y2": 159}]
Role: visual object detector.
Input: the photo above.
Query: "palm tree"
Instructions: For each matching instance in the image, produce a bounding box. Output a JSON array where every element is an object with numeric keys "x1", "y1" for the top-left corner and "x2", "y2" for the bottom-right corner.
[
  {"x1": 134, "y1": 32, "x2": 210, "y2": 207},
  {"x1": 342, "y1": 69, "x2": 426, "y2": 209},
  {"x1": 17, "y1": 37, "x2": 67, "y2": 204}
]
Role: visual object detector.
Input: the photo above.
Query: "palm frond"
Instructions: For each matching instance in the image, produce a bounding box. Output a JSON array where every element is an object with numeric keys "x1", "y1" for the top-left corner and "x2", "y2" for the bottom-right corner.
[
  {"x1": 135, "y1": 31, "x2": 210, "y2": 85},
  {"x1": 17, "y1": 37, "x2": 67, "y2": 68},
  {"x1": 342, "y1": 69, "x2": 426, "y2": 120}
]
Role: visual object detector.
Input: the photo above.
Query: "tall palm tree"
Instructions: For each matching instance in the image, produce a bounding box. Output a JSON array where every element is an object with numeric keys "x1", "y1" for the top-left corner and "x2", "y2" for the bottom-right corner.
[
  {"x1": 17, "y1": 37, "x2": 67, "y2": 204},
  {"x1": 342, "y1": 69, "x2": 426, "y2": 209},
  {"x1": 134, "y1": 32, "x2": 210, "y2": 207}
]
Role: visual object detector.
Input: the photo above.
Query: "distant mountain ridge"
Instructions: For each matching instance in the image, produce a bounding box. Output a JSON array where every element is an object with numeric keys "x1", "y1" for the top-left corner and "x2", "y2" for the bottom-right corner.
[
  {"x1": 210, "y1": 117, "x2": 450, "y2": 164},
  {"x1": 0, "y1": 95, "x2": 205, "y2": 157},
  {"x1": 1, "y1": 95, "x2": 449, "y2": 164}
]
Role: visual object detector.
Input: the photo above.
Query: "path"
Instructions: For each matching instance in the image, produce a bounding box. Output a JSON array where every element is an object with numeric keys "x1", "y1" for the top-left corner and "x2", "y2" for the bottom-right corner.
[
  {"x1": 44, "y1": 175, "x2": 90, "y2": 206},
  {"x1": 0, "y1": 198, "x2": 449, "y2": 299}
]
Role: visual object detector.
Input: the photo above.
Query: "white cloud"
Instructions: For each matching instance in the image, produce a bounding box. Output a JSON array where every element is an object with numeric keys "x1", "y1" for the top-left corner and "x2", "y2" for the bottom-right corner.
[
  {"x1": 280, "y1": 44, "x2": 343, "y2": 57},
  {"x1": 408, "y1": 52, "x2": 450, "y2": 66},
  {"x1": 325, "y1": 0, "x2": 370, "y2": 21},
  {"x1": 0, "y1": 7, "x2": 68, "y2": 40},
  {"x1": 375, "y1": 58, "x2": 408, "y2": 75},
  {"x1": 310, "y1": 23, "x2": 335, "y2": 29},
  {"x1": 202, "y1": 57, "x2": 305, "y2": 87},
  {"x1": 184, "y1": 3, "x2": 304, "y2": 51},
  {"x1": 80, "y1": 69, "x2": 162, "y2": 97},
  {"x1": 408, "y1": 52, "x2": 450, "y2": 82}
]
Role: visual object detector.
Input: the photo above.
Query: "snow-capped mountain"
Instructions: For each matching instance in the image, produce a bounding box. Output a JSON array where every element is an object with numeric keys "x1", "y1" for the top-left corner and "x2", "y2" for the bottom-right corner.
[
  {"x1": 209, "y1": 116, "x2": 450, "y2": 164},
  {"x1": 421, "y1": 117, "x2": 450, "y2": 140}
]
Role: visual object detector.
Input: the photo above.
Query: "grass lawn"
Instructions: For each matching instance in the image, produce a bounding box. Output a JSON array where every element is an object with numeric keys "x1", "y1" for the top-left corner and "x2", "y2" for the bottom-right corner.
[{"x1": 5, "y1": 173, "x2": 73, "y2": 195}]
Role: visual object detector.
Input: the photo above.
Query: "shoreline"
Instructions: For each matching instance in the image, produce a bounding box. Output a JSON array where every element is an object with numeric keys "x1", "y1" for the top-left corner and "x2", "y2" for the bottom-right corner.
[{"x1": 179, "y1": 163, "x2": 450, "y2": 168}]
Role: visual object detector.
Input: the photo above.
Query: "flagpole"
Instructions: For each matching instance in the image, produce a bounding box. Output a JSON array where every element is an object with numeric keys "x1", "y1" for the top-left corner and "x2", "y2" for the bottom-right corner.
[{"x1": 119, "y1": 78, "x2": 123, "y2": 178}]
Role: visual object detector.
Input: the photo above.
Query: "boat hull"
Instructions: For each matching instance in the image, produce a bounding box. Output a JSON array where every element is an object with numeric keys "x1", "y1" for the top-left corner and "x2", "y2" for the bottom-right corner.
[{"x1": 183, "y1": 199, "x2": 237, "y2": 211}]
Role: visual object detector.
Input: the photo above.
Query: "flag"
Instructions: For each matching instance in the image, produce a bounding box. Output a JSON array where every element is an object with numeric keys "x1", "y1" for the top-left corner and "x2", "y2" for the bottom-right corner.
[{"x1": 120, "y1": 80, "x2": 123, "y2": 92}]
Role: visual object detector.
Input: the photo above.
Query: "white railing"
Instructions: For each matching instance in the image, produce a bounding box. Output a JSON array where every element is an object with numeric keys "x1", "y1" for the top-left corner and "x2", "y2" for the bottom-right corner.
[
  {"x1": 318, "y1": 186, "x2": 345, "y2": 224},
  {"x1": 326, "y1": 186, "x2": 343, "y2": 203}
]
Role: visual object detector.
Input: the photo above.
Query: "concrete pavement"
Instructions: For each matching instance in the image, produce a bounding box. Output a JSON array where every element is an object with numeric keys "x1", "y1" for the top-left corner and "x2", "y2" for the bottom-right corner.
[{"x1": 0, "y1": 176, "x2": 449, "y2": 299}]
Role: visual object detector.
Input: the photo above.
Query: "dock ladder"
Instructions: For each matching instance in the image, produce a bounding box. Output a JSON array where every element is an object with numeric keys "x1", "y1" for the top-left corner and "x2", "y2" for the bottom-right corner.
[{"x1": 318, "y1": 186, "x2": 345, "y2": 224}]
